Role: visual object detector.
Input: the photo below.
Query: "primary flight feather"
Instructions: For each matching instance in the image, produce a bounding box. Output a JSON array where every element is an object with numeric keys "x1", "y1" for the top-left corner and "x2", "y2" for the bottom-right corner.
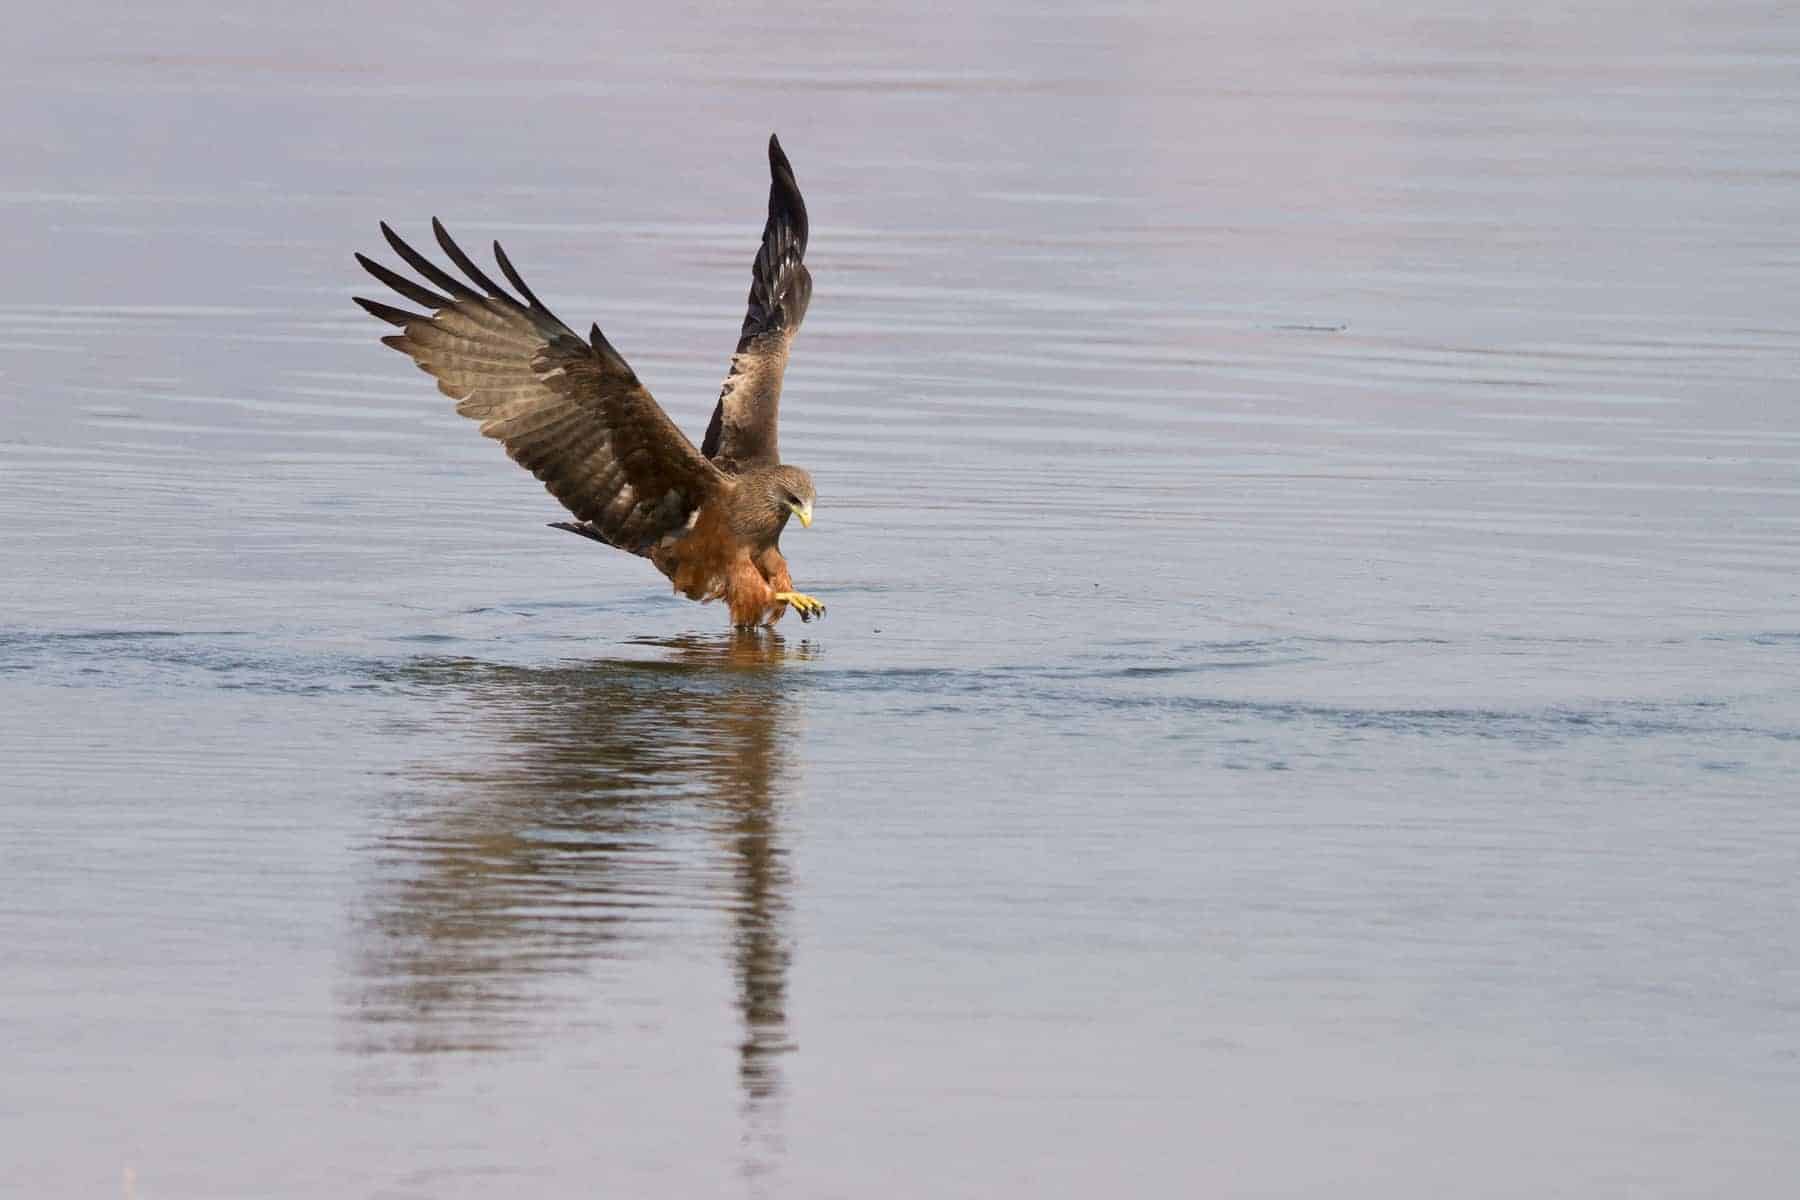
[{"x1": 352, "y1": 134, "x2": 825, "y2": 627}]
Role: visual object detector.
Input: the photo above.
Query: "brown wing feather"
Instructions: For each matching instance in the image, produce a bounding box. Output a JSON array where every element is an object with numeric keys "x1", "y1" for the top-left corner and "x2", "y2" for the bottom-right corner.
[
  {"x1": 702, "y1": 134, "x2": 813, "y2": 473},
  {"x1": 354, "y1": 220, "x2": 724, "y2": 554}
]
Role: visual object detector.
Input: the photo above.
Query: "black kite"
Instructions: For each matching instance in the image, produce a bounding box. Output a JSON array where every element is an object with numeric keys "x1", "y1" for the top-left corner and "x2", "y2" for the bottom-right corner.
[{"x1": 353, "y1": 135, "x2": 825, "y2": 628}]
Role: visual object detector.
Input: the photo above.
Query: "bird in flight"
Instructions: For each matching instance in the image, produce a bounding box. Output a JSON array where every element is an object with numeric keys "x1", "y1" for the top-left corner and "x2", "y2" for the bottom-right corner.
[{"x1": 353, "y1": 134, "x2": 826, "y2": 628}]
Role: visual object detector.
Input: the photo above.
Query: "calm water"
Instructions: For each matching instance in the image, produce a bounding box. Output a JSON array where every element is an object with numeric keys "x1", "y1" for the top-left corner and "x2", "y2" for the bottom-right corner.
[{"x1": 3, "y1": 1, "x2": 1798, "y2": 1195}]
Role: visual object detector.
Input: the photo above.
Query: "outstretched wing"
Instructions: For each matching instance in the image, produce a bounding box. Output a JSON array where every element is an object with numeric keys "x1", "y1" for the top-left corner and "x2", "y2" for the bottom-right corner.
[
  {"x1": 701, "y1": 134, "x2": 813, "y2": 473},
  {"x1": 354, "y1": 220, "x2": 724, "y2": 554}
]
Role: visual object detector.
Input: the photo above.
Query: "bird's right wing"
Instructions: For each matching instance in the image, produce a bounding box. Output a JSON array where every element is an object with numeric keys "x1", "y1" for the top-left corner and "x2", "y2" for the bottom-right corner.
[
  {"x1": 355, "y1": 220, "x2": 724, "y2": 553},
  {"x1": 701, "y1": 134, "x2": 813, "y2": 473}
]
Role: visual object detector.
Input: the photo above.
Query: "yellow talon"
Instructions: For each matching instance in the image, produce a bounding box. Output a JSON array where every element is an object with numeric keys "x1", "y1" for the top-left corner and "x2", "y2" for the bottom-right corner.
[{"x1": 773, "y1": 591, "x2": 828, "y2": 621}]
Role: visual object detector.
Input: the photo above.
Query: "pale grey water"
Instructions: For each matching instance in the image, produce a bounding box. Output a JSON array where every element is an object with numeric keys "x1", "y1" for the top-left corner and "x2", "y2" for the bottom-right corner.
[{"x1": 3, "y1": 1, "x2": 1799, "y2": 1196}]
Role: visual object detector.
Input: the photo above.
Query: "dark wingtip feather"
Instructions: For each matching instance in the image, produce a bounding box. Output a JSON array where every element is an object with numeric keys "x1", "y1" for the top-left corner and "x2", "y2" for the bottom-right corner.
[
  {"x1": 432, "y1": 217, "x2": 512, "y2": 300},
  {"x1": 549, "y1": 521, "x2": 615, "y2": 546},
  {"x1": 732, "y1": 133, "x2": 811, "y2": 348},
  {"x1": 765, "y1": 135, "x2": 807, "y2": 252},
  {"x1": 353, "y1": 295, "x2": 420, "y2": 327},
  {"x1": 492, "y1": 240, "x2": 547, "y2": 312},
  {"x1": 380, "y1": 221, "x2": 481, "y2": 302},
  {"x1": 588, "y1": 322, "x2": 636, "y2": 377},
  {"x1": 375, "y1": 221, "x2": 410, "y2": 265},
  {"x1": 356, "y1": 251, "x2": 452, "y2": 311}
]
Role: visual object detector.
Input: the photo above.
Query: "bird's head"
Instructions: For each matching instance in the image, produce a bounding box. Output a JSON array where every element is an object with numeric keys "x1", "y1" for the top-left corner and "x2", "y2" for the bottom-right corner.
[
  {"x1": 737, "y1": 463, "x2": 816, "y2": 540},
  {"x1": 769, "y1": 464, "x2": 815, "y2": 529}
]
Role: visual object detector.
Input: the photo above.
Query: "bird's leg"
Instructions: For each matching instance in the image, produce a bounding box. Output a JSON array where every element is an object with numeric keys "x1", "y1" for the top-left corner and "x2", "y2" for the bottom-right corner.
[
  {"x1": 727, "y1": 557, "x2": 779, "y2": 628},
  {"x1": 773, "y1": 591, "x2": 827, "y2": 622},
  {"x1": 756, "y1": 549, "x2": 826, "y2": 624}
]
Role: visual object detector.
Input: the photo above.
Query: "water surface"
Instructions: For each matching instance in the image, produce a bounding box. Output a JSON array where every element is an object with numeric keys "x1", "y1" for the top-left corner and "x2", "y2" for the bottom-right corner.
[{"x1": 3, "y1": 1, "x2": 1798, "y2": 1196}]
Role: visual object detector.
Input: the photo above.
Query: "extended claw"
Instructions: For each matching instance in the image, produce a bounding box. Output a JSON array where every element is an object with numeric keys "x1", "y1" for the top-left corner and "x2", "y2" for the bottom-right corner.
[{"x1": 773, "y1": 591, "x2": 828, "y2": 622}]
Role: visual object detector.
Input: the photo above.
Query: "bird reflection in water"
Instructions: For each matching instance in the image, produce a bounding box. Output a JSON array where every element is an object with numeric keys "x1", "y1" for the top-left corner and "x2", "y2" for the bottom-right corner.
[{"x1": 347, "y1": 632, "x2": 810, "y2": 1152}]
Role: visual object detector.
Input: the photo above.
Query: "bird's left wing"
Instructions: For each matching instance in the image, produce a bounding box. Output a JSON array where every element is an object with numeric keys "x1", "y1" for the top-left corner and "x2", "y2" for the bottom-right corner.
[
  {"x1": 701, "y1": 134, "x2": 813, "y2": 473},
  {"x1": 355, "y1": 221, "x2": 724, "y2": 554}
]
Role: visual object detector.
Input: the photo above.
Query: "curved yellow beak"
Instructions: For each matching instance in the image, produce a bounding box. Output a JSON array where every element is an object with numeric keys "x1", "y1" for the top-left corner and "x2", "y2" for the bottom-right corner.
[{"x1": 789, "y1": 501, "x2": 813, "y2": 529}]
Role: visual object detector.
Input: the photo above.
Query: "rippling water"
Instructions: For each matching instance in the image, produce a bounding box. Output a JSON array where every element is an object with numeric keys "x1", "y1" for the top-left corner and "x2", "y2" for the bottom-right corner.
[{"x1": 3, "y1": 1, "x2": 1798, "y2": 1196}]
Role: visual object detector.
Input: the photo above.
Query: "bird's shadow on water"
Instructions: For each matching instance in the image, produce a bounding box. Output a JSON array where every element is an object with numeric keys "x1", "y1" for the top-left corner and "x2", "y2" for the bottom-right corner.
[{"x1": 344, "y1": 631, "x2": 814, "y2": 1165}]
